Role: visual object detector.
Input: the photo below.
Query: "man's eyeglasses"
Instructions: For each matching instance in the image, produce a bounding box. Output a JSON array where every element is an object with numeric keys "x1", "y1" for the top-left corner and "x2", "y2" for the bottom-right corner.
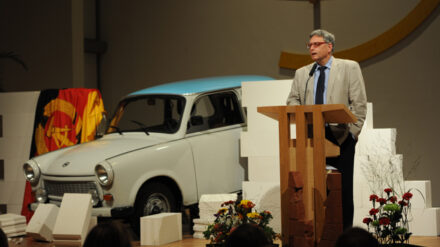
[{"x1": 306, "y1": 42, "x2": 328, "y2": 49}]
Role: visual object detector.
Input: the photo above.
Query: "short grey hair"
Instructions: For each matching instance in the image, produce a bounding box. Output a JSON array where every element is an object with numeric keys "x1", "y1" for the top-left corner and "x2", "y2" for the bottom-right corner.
[{"x1": 309, "y1": 29, "x2": 335, "y2": 52}]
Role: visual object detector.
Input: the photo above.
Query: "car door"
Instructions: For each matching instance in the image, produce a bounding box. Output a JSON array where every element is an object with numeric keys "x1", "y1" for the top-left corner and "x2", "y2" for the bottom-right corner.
[{"x1": 185, "y1": 90, "x2": 245, "y2": 198}]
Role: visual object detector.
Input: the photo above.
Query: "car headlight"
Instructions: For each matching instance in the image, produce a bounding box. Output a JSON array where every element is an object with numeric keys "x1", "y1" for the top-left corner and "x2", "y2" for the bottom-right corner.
[
  {"x1": 23, "y1": 160, "x2": 41, "y2": 185},
  {"x1": 95, "y1": 162, "x2": 114, "y2": 186}
]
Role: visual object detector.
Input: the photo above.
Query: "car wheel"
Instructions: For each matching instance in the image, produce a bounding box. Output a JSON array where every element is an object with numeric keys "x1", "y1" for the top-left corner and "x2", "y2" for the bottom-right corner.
[{"x1": 131, "y1": 182, "x2": 177, "y2": 235}]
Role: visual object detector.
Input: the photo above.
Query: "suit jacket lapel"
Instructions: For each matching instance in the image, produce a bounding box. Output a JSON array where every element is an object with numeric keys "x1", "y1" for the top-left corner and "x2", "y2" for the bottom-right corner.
[
  {"x1": 327, "y1": 58, "x2": 339, "y2": 104},
  {"x1": 305, "y1": 64, "x2": 316, "y2": 105}
]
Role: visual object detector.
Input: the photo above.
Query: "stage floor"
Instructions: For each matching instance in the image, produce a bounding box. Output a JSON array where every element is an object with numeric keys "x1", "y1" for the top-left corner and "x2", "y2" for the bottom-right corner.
[
  {"x1": 7, "y1": 235, "x2": 440, "y2": 247},
  {"x1": 6, "y1": 219, "x2": 439, "y2": 247}
]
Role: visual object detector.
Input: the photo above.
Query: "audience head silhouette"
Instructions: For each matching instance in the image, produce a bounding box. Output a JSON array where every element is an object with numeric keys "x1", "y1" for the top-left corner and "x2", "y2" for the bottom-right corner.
[
  {"x1": 225, "y1": 223, "x2": 271, "y2": 247},
  {"x1": 0, "y1": 228, "x2": 8, "y2": 247},
  {"x1": 83, "y1": 221, "x2": 132, "y2": 247},
  {"x1": 334, "y1": 227, "x2": 378, "y2": 247}
]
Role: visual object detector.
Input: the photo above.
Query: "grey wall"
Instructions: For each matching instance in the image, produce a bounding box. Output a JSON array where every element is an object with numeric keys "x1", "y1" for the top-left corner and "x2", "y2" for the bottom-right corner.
[{"x1": 1, "y1": 0, "x2": 439, "y2": 206}]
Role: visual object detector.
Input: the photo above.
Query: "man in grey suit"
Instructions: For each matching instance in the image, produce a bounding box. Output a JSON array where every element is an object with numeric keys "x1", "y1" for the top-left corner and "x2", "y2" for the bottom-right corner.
[{"x1": 286, "y1": 29, "x2": 367, "y2": 230}]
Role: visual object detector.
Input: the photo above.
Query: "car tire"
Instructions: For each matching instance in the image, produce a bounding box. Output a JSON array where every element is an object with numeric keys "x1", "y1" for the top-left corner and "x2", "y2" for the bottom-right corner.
[{"x1": 130, "y1": 182, "x2": 177, "y2": 235}]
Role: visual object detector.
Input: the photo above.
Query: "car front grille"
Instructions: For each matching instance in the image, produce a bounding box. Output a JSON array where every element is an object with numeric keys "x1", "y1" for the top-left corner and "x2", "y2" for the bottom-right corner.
[{"x1": 44, "y1": 180, "x2": 98, "y2": 197}]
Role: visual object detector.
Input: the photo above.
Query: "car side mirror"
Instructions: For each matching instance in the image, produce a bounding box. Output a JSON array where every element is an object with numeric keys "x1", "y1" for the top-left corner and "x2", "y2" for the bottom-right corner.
[
  {"x1": 95, "y1": 112, "x2": 108, "y2": 138},
  {"x1": 190, "y1": 115, "x2": 203, "y2": 126}
]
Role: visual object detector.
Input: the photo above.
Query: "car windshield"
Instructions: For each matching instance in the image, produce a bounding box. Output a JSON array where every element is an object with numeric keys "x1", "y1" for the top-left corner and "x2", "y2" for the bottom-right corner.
[{"x1": 107, "y1": 95, "x2": 185, "y2": 134}]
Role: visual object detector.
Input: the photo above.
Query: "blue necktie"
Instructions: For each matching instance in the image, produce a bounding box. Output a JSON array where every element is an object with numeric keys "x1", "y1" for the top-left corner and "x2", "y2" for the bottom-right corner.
[{"x1": 315, "y1": 66, "x2": 326, "y2": 104}]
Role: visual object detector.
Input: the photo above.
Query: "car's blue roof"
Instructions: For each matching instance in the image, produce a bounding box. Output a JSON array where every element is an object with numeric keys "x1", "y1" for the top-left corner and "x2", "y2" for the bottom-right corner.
[{"x1": 129, "y1": 75, "x2": 273, "y2": 96}]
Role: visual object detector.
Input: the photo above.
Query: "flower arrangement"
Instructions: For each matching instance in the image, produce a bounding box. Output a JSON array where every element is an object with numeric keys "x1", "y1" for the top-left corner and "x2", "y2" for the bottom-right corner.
[
  {"x1": 203, "y1": 199, "x2": 278, "y2": 245},
  {"x1": 363, "y1": 188, "x2": 413, "y2": 245}
]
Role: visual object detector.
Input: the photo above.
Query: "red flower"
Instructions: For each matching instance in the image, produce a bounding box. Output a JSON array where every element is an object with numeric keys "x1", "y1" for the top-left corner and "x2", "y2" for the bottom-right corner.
[
  {"x1": 384, "y1": 188, "x2": 393, "y2": 194},
  {"x1": 403, "y1": 192, "x2": 413, "y2": 201},
  {"x1": 379, "y1": 217, "x2": 391, "y2": 225},
  {"x1": 221, "y1": 200, "x2": 235, "y2": 206},
  {"x1": 363, "y1": 217, "x2": 372, "y2": 224},
  {"x1": 369, "y1": 194, "x2": 379, "y2": 201},
  {"x1": 390, "y1": 196, "x2": 397, "y2": 203},
  {"x1": 214, "y1": 232, "x2": 223, "y2": 242},
  {"x1": 377, "y1": 198, "x2": 387, "y2": 205},
  {"x1": 398, "y1": 200, "x2": 408, "y2": 206},
  {"x1": 369, "y1": 208, "x2": 379, "y2": 215}
]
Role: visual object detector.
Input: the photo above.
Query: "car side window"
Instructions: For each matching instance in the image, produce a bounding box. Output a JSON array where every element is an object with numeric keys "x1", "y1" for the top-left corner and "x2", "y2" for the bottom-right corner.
[{"x1": 187, "y1": 91, "x2": 243, "y2": 134}]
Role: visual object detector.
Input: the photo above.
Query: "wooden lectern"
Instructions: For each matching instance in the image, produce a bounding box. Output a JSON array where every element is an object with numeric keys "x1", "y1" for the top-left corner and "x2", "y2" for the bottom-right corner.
[{"x1": 257, "y1": 104, "x2": 356, "y2": 247}]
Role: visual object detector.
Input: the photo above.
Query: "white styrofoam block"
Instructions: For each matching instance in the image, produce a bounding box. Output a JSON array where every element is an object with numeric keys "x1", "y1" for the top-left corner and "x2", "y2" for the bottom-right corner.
[
  {"x1": 248, "y1": 156, "x2": 280, "y2": 182},
  {"x1": 53, "y1": 193, "x2": 92, "y2": 242},
  {"x1": 243, "y1": 181, "x2": 281, "y2": 233},
  {"x1": 256, "y1": 185, "x2": 281, "y2": 234},
  {"x1": 0, "y1": 137, "x2": 34, "y2": 160},
  {"x1": 404, "y1": 180, "x2": 432, "y2": 209},
  {"x1": 242, "y1": 80, "x2": 292, "y2": 107},
  {"x1": 198, "y1": 194, "x2": 237, "y2": 212},
  {"x1": 245, "y1": 107, "x2": 281, "y2": 133},
  {"x1": 354, "y1": 154, "x2": 377, "y2": 209},
  {"x1": 88, "y1": 216, "x2": 98, "y2": 233},
  {"x1": 54, "y1": 216, "x2": 96, "y2": 247},
  {"x1": 193, "y1": 218, "x2": 215, "y2": 225},
  {"x1": 355, "y1": 154, "x2": 404, "y2": 196},
  {"x1": 2, "y1": 113, "x2": 36, "y2": 138},
  {"x1": 0, "y1": 92, "x2": 40, "y2": 114},
  {"x1": 0, "y1": 213, "x2": 26, "y2": 227},
  {"x1": 193, "y1": 224, "x2": 208, "y2": 232},
  {"x1": 363, "y1": 103, "x2": 374, "y2": 130},
  {"x1": 354, "y1": 154, "x2": 404, "y2": 211},
  {"x1": 26, "y1": 204, "x2": 59, "y2": 242},
  {"x1": 0, "y1": 92, "x2": 39, "y2": 219},
  {"x1": 3, "y1": 205, "x2": 22, "y2": 215},
  {"x1": 140, "y1": 212, "x2": 182, "y2": 246},
  {"x1": 198, "y1": 212, "x2": 217, "y2": 220},
  {"x1": 198, "y1": 210, "x2": 218, "y2": 218},
  {"x1": 353, "y1": 207, "x2": 369, "y2": 229},
  {"x1": 408, "y1": 207, "x2": 440, "y2": 236},
  {"x1": 2, "y1": 158, "x2": 26, "y2": 182},
  {"x1": 2, "y1": 223, "x2": 26, "y2": 234},
  {"x1": 353, "y1": 175, "x2": 372, "y2": 209},
  {"x1": 193, "y1": 231, "x2": 205, "y2": 239},
  {"x1": 6, "y1": 231, "x2": 26, "y2": 238},
  {"x1": 0, "y1": 181, "x2": 26, "y2": 204},
  {"x1": 356, "y1": 128, "x2": 397, "y2": 156},
  {"x1": 241, "y1": 132, "x2": 280, "y2": 157},
  {"x1": 245, "y1": 107, "x2": 297, "y2": 139}
]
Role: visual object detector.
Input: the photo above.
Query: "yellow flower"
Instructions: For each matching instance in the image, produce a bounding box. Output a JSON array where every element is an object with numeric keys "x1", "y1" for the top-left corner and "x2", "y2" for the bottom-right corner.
[
  {"x1": 247, "y1": 212, "x2": 261, "y2": 219},
  {"x1": 239, "y1": 200, "x2": 255, "y2": 209}
]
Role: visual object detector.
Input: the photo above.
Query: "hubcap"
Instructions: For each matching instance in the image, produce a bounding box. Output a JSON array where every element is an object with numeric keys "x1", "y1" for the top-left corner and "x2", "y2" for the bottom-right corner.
[{"x1": 143, "y1": 193, "x2": 170, "y2": 216}]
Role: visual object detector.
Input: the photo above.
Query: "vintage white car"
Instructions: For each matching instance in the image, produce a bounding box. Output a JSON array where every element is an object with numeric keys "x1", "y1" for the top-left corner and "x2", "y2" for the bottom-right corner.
[{"x1": 23, "y1": 75, "x2": 272, "y2": 231}]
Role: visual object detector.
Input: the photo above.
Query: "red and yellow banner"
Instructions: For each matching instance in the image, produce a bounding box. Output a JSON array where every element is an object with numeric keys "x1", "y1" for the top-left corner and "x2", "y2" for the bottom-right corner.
[
  {"x1": 22, "y1": 88, "x2": 105, "y2": 221},
  {"x1": 34, "y1": 88, "x2": 105, "y2": 155}
]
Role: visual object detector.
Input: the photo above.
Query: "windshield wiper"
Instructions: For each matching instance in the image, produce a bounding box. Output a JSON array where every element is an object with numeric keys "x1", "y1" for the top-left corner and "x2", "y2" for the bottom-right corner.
[
  {"x1": 109, "y1": 125, "x2": 123, "y2": 135},
  {"x1": 131, "y1": 120, "x2": 150, "y2": 136}
]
